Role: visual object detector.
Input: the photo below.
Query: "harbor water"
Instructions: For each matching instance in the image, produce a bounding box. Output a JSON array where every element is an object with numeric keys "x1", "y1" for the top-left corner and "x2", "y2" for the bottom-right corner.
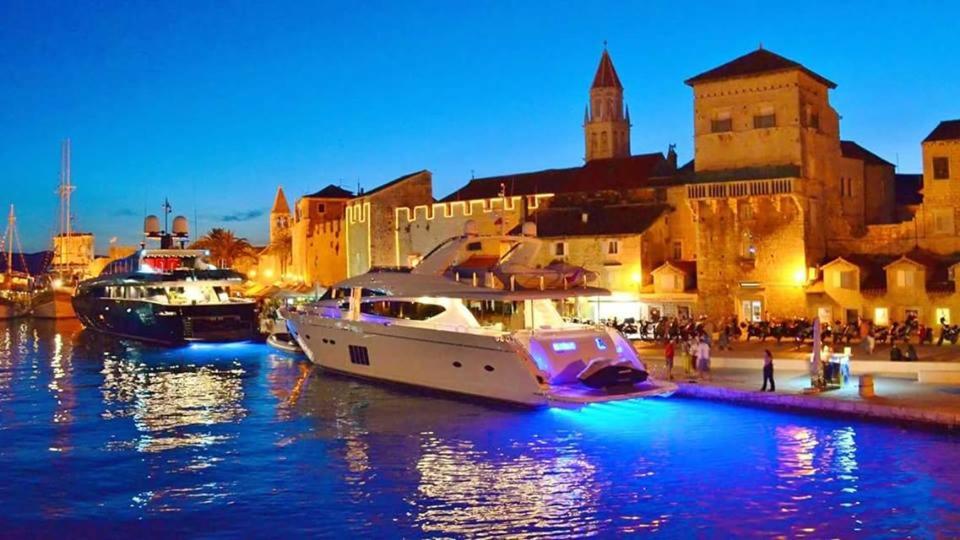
[{"x1": 1, "y1": 319, "x2": 959, "y2": 538}]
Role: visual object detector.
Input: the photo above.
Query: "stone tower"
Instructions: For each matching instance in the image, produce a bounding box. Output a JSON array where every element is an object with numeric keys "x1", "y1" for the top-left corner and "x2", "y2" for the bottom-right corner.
[
  {"x1": 270, "y1": 186, "x2": 291, "y2": 244},
  {"x1": 584, "y1": 48, "x2": 630, "y2": 161}
]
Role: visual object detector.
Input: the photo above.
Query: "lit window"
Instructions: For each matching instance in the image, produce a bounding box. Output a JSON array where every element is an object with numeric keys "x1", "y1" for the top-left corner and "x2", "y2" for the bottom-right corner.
[
  {"x1": 874, "y1": 307, "x2": 889, "y2": 326},
  {"x1": 896, "y1": 269, "x2": 915, "y2": 288},
  {"x1": 933, "y1": 157, "x2": 950, "y2": 180},
  {"x1": 552, "y1": 341, "x2": 577, "y2": 352},
  {"x1": 672, "y1": 241, "x2": 683, "y2": 260},
  {"x1": 936, "y1": 308, "x2": 951, "y2": 325},
  {"x1": 594, "y1": 337, "x2": 607, "y2": 351},
  {"x1": 607, "y1": 240, "x2": 620, "y2": 255},
  {"x1": 741, "y1": 231, "x2": 757, "y2": 259}
]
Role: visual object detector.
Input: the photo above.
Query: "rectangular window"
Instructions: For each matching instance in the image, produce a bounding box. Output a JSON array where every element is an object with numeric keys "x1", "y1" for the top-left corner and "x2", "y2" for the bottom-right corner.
[
  {"x1": 753, "y1": 113, "x2": 776, "y2": 129},
  {"x1": 607, "y1": 240, "x2": 620, "y2": 255},
  {"x1": 711, "y1": 110, "x2": 732, "y2": 133},
  {"x1": 837, "y1": 270, "x2": 855, "y2": 289},
  {"x1": 896, "y1": 269, "x2": 915, "y2": 288},
  {"x1": 874, "y1": 307, "x2": 889, "y2": 326},
  {"x1": 317, "y1": 203, "x2": 326, "y2": 213},
  {"x1": 738, "y1": 200, "x2": 753, "y2": 220},
  {"x1": 674, "y1": 274, "x2": 684, "y2": 290},
  {"x1": 809, "y1": 112, "x2": 820, "y2": 130},
  {"x1": 554, "y1": 242, "x2": 567, "y2": 257},
  {"x1": 672, "y1": 241, "x2": 683, "y2": 260},
  {"x1": 936, "y1": 308, "x2": 951, "y2": 325},
  {"x1": 934, "y1": 209, "x2": 955, "y2": 234},
  {"x1": 933, "y1": 157, "x2": 950, "y2": 180}
]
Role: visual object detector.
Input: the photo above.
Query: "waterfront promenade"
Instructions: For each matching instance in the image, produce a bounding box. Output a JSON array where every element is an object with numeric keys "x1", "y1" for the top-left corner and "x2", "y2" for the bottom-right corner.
[{"x1": 636, "y1": 339, "x2": 960, "y2": 429}]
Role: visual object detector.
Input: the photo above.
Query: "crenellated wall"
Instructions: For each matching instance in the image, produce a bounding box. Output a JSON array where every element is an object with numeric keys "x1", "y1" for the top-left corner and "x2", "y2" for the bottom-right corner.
[{"x1": 394, "y1": 194, "x2": 553, "y2": 266}]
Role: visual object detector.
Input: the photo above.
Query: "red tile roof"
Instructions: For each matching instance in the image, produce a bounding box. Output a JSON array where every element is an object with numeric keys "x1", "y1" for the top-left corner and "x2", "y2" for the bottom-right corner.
[
  {"x1": 592, "y1": 50, "x2": 622, "y2": 89},
  {"x1": 924, "y1": 119, "x2": 960, "y2": 142},
  {"x1": 440, "y1": 153, "x2": 671, "y2": 202},
  {"x1": 840, "y1": 141, "x2": 893, "y2": 167},
  {"x1": 514, "y1": 204, "x2": 671, "y2": 238},
  {"x1": 685, "y1": 48, "x2": 836, "y2": 89},
  {"x1": 305, "y1": 185, "x2": 353, "y2": 199},
  {"x1": 271, "y1": 187, "x2": 290, "y2": 214}
]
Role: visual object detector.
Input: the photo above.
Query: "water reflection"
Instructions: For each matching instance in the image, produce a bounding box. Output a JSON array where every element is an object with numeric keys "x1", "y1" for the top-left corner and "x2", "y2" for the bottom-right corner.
[
  {"x1": 76, "y1": 330, "x2": 248, "y2": 453},
  {"x1": 414, "y1": 436, "x2": 604, "y2": 538}
]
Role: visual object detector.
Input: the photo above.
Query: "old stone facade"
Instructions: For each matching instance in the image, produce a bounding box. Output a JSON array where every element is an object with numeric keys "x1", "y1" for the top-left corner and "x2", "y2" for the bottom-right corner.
[
  {"x1": 260, "y1": 48, "x2": 957, "y2": 330},
  {"x1": 290, "y1": 185, "x2": 352, "y2": 286},
  {"x1": 345, "y1": 170, "x2": 433, "y2": 276}
]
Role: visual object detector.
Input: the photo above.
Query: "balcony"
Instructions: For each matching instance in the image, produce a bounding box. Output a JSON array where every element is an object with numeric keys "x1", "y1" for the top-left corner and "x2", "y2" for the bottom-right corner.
[{"x1": 687, "y1": 177, "x2": 797, "y2": 200}]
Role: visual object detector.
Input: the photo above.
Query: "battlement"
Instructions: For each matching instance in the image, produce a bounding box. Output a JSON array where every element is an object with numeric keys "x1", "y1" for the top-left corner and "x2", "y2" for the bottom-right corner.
[{"x1": 395, "y1": 194, "x2": 552, "y2": 224}]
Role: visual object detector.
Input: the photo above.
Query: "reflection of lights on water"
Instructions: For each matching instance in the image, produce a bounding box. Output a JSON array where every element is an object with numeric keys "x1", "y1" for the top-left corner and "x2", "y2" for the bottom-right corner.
[
  {"x1": 100, "y1": 357, "x2": 247, "y2": 453},
  {"x1": 413, "y1": 436, "x2": 605, "y2": 537},
  {"x1": 776, "y1": 425, "x2": 819, "y2": 479}
]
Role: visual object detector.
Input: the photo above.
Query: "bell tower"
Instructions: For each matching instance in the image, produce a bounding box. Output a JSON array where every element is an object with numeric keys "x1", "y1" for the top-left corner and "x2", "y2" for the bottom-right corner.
[
  {"x1": 584, "y1": 47, "x2": 630, "y2": 161},
  {"x1": 270, "y1": 186, "x2": 291, "y2": 244}
]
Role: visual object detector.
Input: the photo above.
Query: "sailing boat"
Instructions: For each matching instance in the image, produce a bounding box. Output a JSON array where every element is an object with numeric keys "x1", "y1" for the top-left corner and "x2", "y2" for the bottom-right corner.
[
  {"x1": 0, "y1": 204, "x2": 31, "y2": 320},
  {"x1": 32, "y1": 140, "x2": 90, "y2": 319}
]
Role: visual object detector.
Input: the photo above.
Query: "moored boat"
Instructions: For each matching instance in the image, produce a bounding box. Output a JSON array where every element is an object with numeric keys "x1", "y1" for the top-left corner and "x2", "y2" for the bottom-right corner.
[
  {"x1": 0, "y1": 204, "x2": 32, "y2": 320},
  {"x1": 72, "y1": 206, "x2": 258, "y2": 345},
  {"x1": 283, "y1": 222, "x2": 675, "y2": 407}
]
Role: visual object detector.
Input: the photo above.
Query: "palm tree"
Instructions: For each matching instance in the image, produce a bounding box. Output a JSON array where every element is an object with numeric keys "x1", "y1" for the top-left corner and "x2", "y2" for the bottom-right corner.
[{"x1": 191, "y1": 228, "x2": 255, "y2": 269}]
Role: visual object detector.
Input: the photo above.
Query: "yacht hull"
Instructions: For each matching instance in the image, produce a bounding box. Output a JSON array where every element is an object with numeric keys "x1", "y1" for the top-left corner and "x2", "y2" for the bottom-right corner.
[
  {"x1": 73, "y1": 295, "x2": 259, "y2": 345},
  {"x1": 286, "y1": 314, "x2": 548, "y2": 406},
  {"x1": 0, "y1": 299, "x2": 29, "y2": 320},
  {"x1": 31, "y1": 289, "x2": 76, "y2": 319}
]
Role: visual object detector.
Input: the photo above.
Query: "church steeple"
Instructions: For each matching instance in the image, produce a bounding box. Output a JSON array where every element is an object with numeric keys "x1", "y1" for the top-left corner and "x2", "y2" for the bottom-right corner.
[
  {"x1": 584, "y1": 47, "x2": 630, "y2": 161},
  {"x1": 270, "y1": 186, "x2": 291, "y2": 244}
]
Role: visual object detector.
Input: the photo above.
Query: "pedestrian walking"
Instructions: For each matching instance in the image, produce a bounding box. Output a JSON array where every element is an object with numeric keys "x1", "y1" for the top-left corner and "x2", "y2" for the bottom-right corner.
[
  {"x1": 664, "y1": 340, "x2": 675, "y2": 380},
  {"x1": 696, "y1": 339, "x2": 711, "y2": 380},
  {"x1": 761, "y1": 349, "x2": 775, "y2": 392}
]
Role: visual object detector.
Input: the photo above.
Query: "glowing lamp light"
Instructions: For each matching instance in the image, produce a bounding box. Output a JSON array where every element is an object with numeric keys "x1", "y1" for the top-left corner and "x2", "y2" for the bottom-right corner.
[
  {"x1": 792, "y1": 268, "x2": 807, "y2": 285},
  {"x1": 551, "y1": 341, "x2": 577, "y2": 352},
  {"x1": 264, "y1": 269, "x2": 275, "y2": 278},
  {"x1": 631, "y1": 272, "x2": 642, "y2": 284},
  {"x1": 51, "y1": 278, "x2": 63, "y2": 289},
  {"x1": 247, "y1": 269, "x2": 258, "y2": 278}
]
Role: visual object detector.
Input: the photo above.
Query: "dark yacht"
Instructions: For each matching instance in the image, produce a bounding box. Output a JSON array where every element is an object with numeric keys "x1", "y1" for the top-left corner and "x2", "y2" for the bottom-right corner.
[{"x1": 72, "y1": 208, "x2": 257, "y2": 345}]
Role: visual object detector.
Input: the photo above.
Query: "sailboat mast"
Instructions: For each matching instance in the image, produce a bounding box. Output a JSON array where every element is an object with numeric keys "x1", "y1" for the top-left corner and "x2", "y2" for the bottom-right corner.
[
  {"x1": 56, "y1": 139, "x2": 75, "y2": 267},
  {"x1": 6, "y1": 205, "x2": 14, "y2": 281}
]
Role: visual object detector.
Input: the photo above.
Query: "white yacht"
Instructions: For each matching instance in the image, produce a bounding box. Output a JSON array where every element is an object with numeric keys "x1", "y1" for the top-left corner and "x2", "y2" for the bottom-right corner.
[{"x1": 283, "y1": 223, "x2": 675, "y2": 407}]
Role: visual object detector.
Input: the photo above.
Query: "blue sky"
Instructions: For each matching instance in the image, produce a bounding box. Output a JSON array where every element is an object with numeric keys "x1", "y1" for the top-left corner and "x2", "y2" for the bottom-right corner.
[{"x1": 2, "y1": 0, "x2": 957, "y2": 251}]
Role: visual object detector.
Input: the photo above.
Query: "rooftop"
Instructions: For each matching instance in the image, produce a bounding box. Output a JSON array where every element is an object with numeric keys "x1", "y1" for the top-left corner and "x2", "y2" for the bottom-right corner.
[
  {"x1": 685, "y1": 48, "x2": 837, "y2": 89},
  {"x1": 923, "y1": 119, "x2": 960, "y2": 143},
  {"x1": 441, "y1": 153, "x2": 673, "y2": 202},
  {"x1": 271, "y1": 187, "x2": 290, "y2": 214},
  {"x1": 840, "y1": 141, "x2": 893, "y2": 167},
  {"x1": 512, "y1": 204, "x2": 670, "y2": 238},
  {"x1": 591, "y1": 49, "x2": 622, "y2": 89},
  {"x1": 305, "y1": 184, "x2": 354, "y2": 199}
]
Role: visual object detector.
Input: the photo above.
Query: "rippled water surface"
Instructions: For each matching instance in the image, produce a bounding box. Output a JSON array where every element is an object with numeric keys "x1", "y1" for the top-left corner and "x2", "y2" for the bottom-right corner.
[{"x1": 1, "y1": 319, "x2": 959, "y2": 538}]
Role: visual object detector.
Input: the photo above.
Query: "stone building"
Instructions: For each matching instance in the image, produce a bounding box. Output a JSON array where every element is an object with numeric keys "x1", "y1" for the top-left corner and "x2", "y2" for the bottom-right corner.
[
  {"x1": 345, "y1": 170, "x2": 433, "y2": 275},
  {"x1": 261, "y1": 47, "x2": 957, "y2": 329},
  {"x1": 290, "y1": 184, "x2": 352, "y2": 286},
  {"x1": 256, "y1": 187, "x2": 292, "y2": 282}
]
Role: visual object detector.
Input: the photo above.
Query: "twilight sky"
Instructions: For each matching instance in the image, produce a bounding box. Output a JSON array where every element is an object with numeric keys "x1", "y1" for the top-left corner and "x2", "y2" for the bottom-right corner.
[{"x1": 2, "y1": 0, "x2": 957, "y2": 252}]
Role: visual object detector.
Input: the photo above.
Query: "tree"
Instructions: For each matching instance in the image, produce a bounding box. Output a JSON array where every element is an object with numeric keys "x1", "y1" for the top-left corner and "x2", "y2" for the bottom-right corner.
[{"x1": 191, "y1": 228, "x2": 255, "y2": 269}]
